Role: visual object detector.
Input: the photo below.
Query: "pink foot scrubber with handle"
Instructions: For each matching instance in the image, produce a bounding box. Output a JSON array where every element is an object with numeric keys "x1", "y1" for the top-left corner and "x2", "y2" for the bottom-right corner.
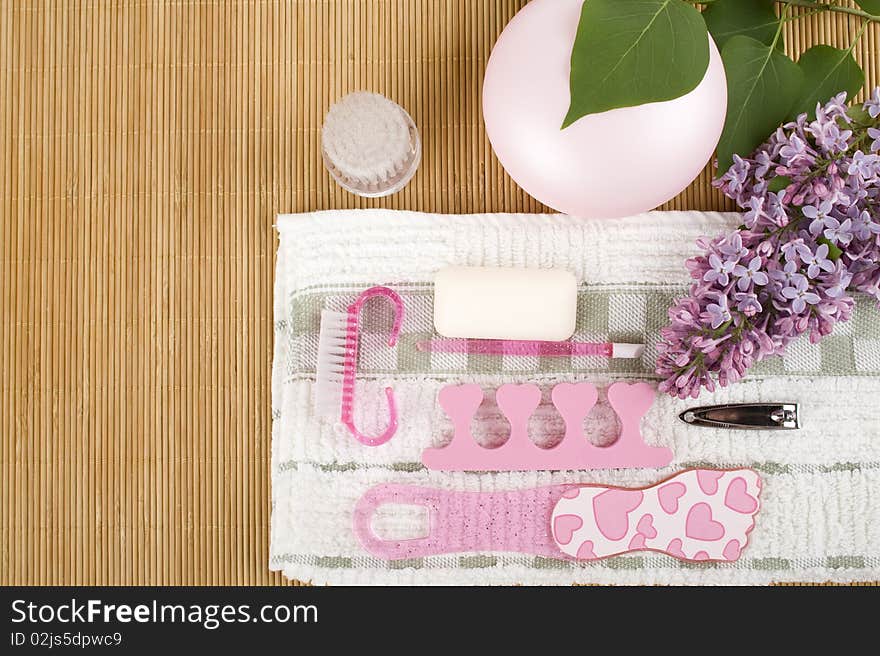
[
  {"x1": 354, "y1": 469, "x2": 762, "y2": 563},
  {"x1": 422, "y1": 381, "x2": 672, "y2": 471}
]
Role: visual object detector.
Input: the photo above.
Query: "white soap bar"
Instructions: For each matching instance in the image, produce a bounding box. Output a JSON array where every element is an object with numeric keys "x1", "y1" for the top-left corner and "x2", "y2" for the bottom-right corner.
[{"x1": 433, "y1": 266, "x2": 577, "y2": 341}]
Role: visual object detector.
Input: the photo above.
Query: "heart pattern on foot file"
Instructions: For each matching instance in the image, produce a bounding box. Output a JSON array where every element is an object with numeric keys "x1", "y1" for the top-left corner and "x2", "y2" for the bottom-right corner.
[{"x1": 551, "y1": 469, "x2": 762, "y2": 561}]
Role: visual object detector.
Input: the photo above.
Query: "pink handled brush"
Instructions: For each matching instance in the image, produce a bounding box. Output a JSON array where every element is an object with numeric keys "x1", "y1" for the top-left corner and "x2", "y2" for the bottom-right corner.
[
  {"x1": 314, "y1": 286, "x2": 404, "y2": 446},
  {"x1": 416, "y1": 338, "x2": 644, "y2": 358}
]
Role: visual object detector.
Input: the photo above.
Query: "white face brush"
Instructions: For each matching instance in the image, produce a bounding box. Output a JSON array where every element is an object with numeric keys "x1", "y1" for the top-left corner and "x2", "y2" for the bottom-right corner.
[{"x1": 321, "y1": 91, "x2": 421, "y2": 197}]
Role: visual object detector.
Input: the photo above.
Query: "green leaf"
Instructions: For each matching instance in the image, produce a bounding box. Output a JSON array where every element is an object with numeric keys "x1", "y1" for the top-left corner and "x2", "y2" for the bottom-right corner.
[
  {"x1": 788, "y1": 45, "x2": 864, "y2": 120},
  {"x1": 847, "y1": 104, "x2": 871, "y2": 124},
  {"x1": 817, "y1": 236, "x2": 843, "y2": 262},
  {"x1": 716, "y1": 36, "x2": 804, "y2": 174},
  {"x1": 855, "y1": 1, "x2": 880, "y2": 16},
  {"x1": 702, "y1": 0, "x2": 780, "y2": 50},
  {"x1": 563, "y1": 0, "x2": 709, "y2": 129},
  {"x1": 767, "y1": 175, "x2": 791, "y2": 192}
]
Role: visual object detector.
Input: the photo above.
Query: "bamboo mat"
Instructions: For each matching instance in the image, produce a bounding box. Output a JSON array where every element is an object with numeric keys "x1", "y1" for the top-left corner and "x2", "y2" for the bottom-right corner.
[{"x1": 2, "y1": 0, "x2": 879, "y2": 586}]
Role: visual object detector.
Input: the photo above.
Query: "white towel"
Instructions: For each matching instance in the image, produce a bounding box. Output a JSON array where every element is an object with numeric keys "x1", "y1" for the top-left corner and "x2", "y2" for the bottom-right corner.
[{"x1": 271, "y1": 209, "x2": 880, "y2": 585}]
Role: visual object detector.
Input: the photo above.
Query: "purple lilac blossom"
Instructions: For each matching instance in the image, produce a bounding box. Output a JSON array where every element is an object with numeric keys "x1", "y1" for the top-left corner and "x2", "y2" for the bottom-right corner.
[
  {"x1": 733, "y1": 256, "x2": 770, "y2": 291},
  {"x1": 719, "y1": 232, "x2": 748, "y2": 259},
  {"x1": 703, "y1": 253, "x2": 736, "y2": 286},
  {"x1": 781, "y1": 276, "x2": 820, "y2": 313},
  {"x1": 657, "y1": 90, "x2": 876, "y2": 399},
  {"x1": 848, "y1": 150, "x2": 880, "y2": 180},
  {"x1": 869, "y1": 127, "x2": 880, "y2": 153},
  {"x1": 852, "y1": 210, "x2": 880, "y2": 240},
  {"x1": 822, "y1": 217, "x2": 854, "y2": 245},
  {"x1": 803, "y1": 200, "x2": 834, "y2": 236},
  {"x1": 734, "y1": 292, "x2": 762, "y2": 316},
  {"x1": 796, "y1": 243, "x2": 834, "y2": 278},
  {"x1": 866, "y1": 88, "x2": 880, "y2": 118},
  {"x1": 770, "y1": 260, "x2": 807, "y2": 289},
  {"x1": 705, "y1": 296, "x2": 732, "y2": 329}
]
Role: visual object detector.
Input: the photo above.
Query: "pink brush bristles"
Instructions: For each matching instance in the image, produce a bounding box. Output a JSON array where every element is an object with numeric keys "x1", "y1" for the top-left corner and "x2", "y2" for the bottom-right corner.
[{"x1": 315, "y1": 286, "x2": 404, "y2": 446}]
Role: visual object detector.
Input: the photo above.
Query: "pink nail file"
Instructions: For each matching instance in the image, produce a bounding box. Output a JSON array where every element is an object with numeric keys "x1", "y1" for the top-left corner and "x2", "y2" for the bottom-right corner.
[
  {"x1": 354, "y1": 469, "x2": 762, "y2": 563},
  {"x1": 422, "y1": 381, "x2": 673, "y2": 471},
  {"x1": 416, "y1": 339, "x2": 645, "y2": 359}
]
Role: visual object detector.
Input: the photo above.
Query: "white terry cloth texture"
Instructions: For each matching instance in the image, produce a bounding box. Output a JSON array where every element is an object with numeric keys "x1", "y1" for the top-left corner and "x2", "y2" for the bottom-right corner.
[{"x1": 271, "y1": 209, "x2": 880, "y2": 585}]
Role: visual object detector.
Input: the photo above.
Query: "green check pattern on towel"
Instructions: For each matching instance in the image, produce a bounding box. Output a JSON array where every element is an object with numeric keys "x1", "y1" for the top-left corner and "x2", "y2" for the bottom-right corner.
[{"x1": 283, "y1": 284, "x2": 880, "y2": 380}]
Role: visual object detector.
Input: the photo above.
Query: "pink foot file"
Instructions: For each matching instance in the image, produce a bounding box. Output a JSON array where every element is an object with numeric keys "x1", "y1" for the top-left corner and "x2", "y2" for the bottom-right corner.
[
  {"x1": 354, "y1": 469, "x2": 762, "y2": 563},
  {"x1": 422, "y1": 381, "x2": 672, "y2": 471}
]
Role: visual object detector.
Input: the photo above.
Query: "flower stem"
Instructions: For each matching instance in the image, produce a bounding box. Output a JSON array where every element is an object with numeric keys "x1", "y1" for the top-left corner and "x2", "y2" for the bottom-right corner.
[
  {"x1": 782, "y1": 0, "x2": 880, "y2": 23},
  {"x1": 687, "y1": 1, "x2": 880, "y2": 24},
  {"x1": 772, "y1": 4, "x2": 790, "y2": 48},
  {"x1": 782, "y1": 7, "x2": 826, "y2": 22},
  {"x1": 851, "y1": 18, "x2": 870, "y2": 50}
]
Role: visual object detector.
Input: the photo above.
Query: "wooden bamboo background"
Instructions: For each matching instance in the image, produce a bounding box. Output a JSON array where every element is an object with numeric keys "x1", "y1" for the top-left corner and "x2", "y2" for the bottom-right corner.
[{"x1": 2, "y1": 0, "x2": 879, "y2": 586}]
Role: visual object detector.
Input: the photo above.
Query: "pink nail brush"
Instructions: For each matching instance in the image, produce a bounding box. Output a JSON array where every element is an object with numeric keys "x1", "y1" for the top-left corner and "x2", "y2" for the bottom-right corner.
[
  {"x1": 314, "y1": 286, "x2": 404, "y2": 447},
  {"x1": 354, "y1": 468, "x2": 762, "y2": 563}
]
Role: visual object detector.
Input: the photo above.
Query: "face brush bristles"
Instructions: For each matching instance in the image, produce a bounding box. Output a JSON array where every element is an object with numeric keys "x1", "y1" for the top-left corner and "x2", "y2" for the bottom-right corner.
[
  {"x1": 321, "y1": 91, "x2": 421, "y2": 197},
  {"x1": 314, "y1": 286, "x2": 405, "y2": 447}
]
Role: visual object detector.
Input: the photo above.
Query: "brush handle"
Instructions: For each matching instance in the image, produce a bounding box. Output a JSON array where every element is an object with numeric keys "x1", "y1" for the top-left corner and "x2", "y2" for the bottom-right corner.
[
  {"x1": 340, "y1": 286, "x2": 404, "y2": 447},
  {"x1": 353, "y1": 484, "x2": 570, "y2": 560},
  {"x1": 417, "y1": 338, "x2": 614, "y2": 357}
]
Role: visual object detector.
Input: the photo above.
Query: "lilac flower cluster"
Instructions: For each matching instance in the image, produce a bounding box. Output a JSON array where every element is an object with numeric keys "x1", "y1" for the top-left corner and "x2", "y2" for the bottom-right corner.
[{"x1": 657, "y1": 90, "x2": 880, "y2": 398}]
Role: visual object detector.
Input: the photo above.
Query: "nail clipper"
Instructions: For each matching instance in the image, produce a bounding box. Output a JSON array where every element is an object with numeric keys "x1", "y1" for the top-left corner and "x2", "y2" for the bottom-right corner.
[{"x1": 679, "y1": 403, "x2": 800, "y2": 430}]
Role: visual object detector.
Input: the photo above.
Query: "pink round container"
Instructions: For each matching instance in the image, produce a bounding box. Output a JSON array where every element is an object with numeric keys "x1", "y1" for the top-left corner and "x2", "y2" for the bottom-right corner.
[{"x1": 482, "y1": 0, "x2": 727, "y2": 218}]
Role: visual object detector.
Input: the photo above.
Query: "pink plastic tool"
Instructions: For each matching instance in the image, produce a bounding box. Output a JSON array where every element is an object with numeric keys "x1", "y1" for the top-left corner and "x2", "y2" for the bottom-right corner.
[
  {"x1": 354, "y1": 468, "x2": 762, "y2": 562},
  {"x1": 314, "y1": 286, "x2": 404, "y2": 446},
  {"x1": 416, "y1": 338, "x2": 644, "y2": 359},
  {"x1": 421, "y1": 382, "x2": 672, "y2": 471}
]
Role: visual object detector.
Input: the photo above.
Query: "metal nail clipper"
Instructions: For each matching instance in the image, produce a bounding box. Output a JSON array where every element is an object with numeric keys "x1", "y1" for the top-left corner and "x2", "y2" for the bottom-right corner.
[{"x1": 679, "y1": 403, "x2": 800, "y2": 430}]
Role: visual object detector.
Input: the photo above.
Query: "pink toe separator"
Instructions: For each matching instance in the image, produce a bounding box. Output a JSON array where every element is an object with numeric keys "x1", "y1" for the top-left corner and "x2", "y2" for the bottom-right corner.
[
  {"x1": 341, "y1": 286, "x2": 404, "y2": 447},
  {"x1": 354, "y1": 468, "x2": 762, "y2": 563},
  {"x1": 421, "y1": 381, "x2": 672, "y2": 470}
]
